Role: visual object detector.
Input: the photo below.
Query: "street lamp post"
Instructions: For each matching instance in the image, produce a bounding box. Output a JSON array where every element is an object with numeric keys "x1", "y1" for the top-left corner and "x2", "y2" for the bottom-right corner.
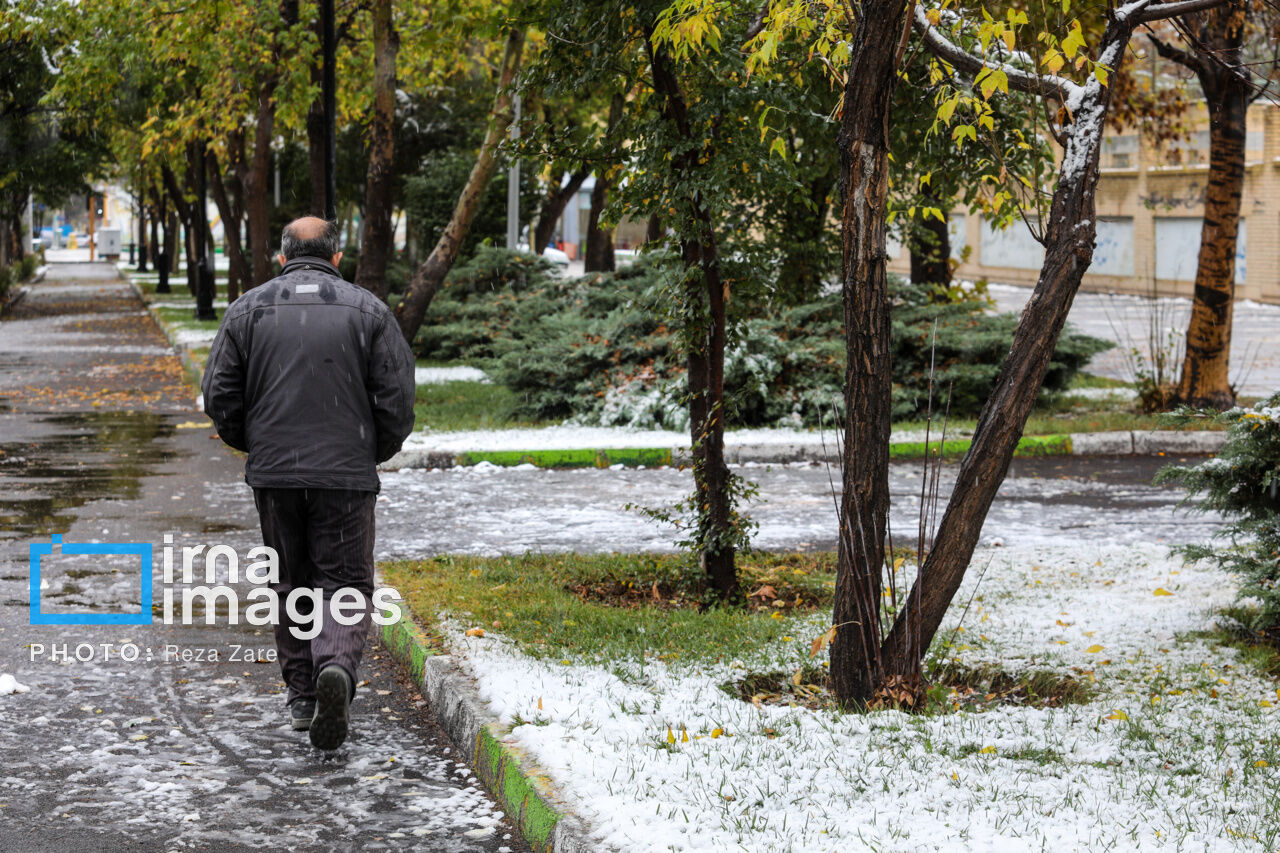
[{"x1": 506, "y1": 93, "x2": 521, "y2": 250}]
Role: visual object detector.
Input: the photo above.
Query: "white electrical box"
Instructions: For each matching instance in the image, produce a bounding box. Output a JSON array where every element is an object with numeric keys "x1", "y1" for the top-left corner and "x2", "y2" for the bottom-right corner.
[{"x1": 98, "y1": 228, "x2": 121, "y2": 258}]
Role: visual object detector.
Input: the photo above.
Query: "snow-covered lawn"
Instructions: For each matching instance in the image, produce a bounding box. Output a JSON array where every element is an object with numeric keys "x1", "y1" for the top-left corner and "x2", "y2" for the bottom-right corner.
[
  {"x1": 441, "y1": 545, "x2": 1279, "y2": 852},
  {"x1": 401, "y1": 425, "x2": 936, "y2": 453}
]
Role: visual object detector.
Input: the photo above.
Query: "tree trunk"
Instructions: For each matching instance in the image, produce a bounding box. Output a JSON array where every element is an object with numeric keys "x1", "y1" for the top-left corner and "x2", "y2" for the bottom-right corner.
[
  {"x1": 645, "y1": 37, "x2": 737, "y2": 602},
  {"x1": 308, "y1": 57, "x2": 327, "y2": 218},
  {"x1": 1161, "y1": 2, "x2": 1248, "y2": 410},
  {"x1": 646, "y1": 214, "x2": 663, "y2": 244},
  {"x1": 161, "y1": 162, "x2": 197, "y2": 295},
  {"x1": 776, "y1": 166, "x2": 837, "y2": 303},
  {"x1": 829, "y1": 0, "x2": 911, "y2": 707},
  {"x1": 583, "y1": 173, "x2": 615, "y2": 272},
  {"x1": 879, "y1": 12, "x2": 1141, "y2": 686},
  {"x1": 207, "y1": 150, "x2": 246, "y2": 302},
  {"x1": 136, "y1": 186, "x2": 148, "y2": 273},
  {"x1": 532, "y1": 166, "x2": 589, "y2": 255},
  {"x1": 394, "y1": 27, "x2": 526, "y2": 343},
  {"x1": 246, "y1": 79, "x2": 278, "y2": 287},
  {"x1": 354, "y1": 0, "x2": 399, "y2": 300},
  {"x1": 909, "y1": 203, "x2": 952, "y2": 296},
  {"x1": 148, "y1": 191, "x2": 159, "y2": 269}
]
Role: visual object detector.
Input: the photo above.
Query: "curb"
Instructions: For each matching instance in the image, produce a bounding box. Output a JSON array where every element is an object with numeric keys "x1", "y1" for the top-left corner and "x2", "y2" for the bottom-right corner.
[
  {"x1": 125, "y1": 275, "x2": 208, "y2": 399},
  {"x1": 378, "y1": 593, "x2": 595, "y2": 853},
  {"x1": 385, "y1": 429, "x2": 1225, "y2": 471}
]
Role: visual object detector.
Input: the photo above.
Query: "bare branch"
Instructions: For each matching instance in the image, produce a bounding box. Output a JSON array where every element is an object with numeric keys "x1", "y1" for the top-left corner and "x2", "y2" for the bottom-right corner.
[
  {"x1": 1134, "y1": 0, "x2": 1230, "y2": 23},
  {"x1": 912, "y1": 6, "x2": 1078, "y2": 102},
  {"x1": 1146, "y1": 30, "x2": 1206, "y2": 74},
  {"x1": 744, "y1": 0, "x2": 771, "y2": 41}
]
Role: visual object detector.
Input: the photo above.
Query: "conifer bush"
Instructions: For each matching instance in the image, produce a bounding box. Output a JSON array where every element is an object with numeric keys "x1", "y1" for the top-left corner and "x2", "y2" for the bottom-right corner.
[
  {"x1": 411, "y1": 248, "x2": 1110, "y2": 428},
  {"x1": 1157, "y1": 394, "x2": 1280, "y2": 631}
]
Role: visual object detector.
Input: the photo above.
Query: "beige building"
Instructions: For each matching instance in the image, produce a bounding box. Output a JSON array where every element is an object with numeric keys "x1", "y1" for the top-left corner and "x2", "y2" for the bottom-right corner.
[{"x1": 890, "y1": 102, "x2": 1280, "y2": 304}]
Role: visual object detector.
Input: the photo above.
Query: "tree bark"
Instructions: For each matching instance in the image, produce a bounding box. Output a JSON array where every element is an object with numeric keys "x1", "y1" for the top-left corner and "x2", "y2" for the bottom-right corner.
[
  {"x1": 136, "y1": 184, "x2": 148, "y2": 273},
  {"x1": 307, "y1": 56, "x2": 327, "y2": 218},
  {"x1": 354, "y1": 0, "x2": 399, "y2": 300},
  {"x1": 532, "y1": 166, "x2": 589, "y2": 255},
  {"x1": 1156, "y1": 2, "x2": 1248, "y2": 410},
  {"x1": 394, "y1": 27, "x2": 526, "y2": 343},
  {"x1": 161, "y1": 162, "x2": 197, "y2": 295},
  {"x1": 246, "y1": 79, "x2": 278, "y2": 287},
  {"x1": 879, "y1": 10, "x2": 1150, "y2": 685},
  {"x1": 645, "y1": 37, "x2": 738, "y2": 602},
  {"x1": 583, "y1": 172, "x2": 615, "y2": 272},
  {"x1": 909, "y1": 203, "x2": 952, "y2": 296},
  {"x1": 829, "y1": 0, "x2": 912, "y2": 707},
  {"x1": 207, "y1": 149, "x2": 246, "y2": 302}
]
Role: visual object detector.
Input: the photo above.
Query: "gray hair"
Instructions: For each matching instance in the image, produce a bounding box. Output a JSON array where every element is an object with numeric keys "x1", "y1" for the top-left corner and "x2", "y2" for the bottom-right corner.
[{"x1": 279, "y1": 219, "x2": 341, "y2": 261}]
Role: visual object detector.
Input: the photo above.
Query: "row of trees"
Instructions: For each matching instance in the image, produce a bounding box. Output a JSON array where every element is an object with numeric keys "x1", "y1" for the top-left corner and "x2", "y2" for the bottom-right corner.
[{"x1": 7, "y1": 0, "x2": 1274, "y2": 706}]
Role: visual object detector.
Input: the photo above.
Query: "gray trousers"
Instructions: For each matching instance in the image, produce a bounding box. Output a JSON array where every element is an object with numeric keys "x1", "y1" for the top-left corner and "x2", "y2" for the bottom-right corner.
[{"x1": 252, "y1": 487, "x2": 376, "y2": 705}]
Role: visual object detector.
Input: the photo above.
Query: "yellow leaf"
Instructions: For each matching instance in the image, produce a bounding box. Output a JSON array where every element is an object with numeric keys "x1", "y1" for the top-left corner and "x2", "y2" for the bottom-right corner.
[
  {"x1": 926, "y1": 8, "x2": 941, "y2": 26},
  {"x1": 711, "y1": 728, "x2": 724, "y2": 739},
  {"x1": 464, "y1": 627, "x2": 485, "y2": 637},
  {"x1": 1153, "y1": 588, "x2": 1174, "y2": 597},
  {"x1": 979, "y1": 745, "x2": 997, "y2": 754},
  {"x1": 770, "y1": 611, "x2": 784, "y2": 620},
  {"x1": 537, "y1": 697, "x2": 543, "y2": 710},
  {"x1": 1105, "y1": 709, "x2": 1129, "y2": 721},
  {"x1": 1256, "y1": 759, "x2": 1269, "y2": 768},
  {"x1": 1086, "y1": 644, "x2": 1105, "y2": 654},
  {"x1": 667, "y1": 727, "x2": 676, "y2": 745},
  {"x1": 681, "y1": 727, "x2": 689, "y2": 743},
  {"x1": 1261, "y1": 700, "x2": 1273, "y2": 708}
]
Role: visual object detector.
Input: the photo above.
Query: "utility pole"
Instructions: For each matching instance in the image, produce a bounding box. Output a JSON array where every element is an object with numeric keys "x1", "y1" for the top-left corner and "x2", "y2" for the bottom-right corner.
[
  {"x1": 88, "y1": 191, "x2": 97, "y2": 262},
  {"x1": 322, "y1": 0, "x2": 337, "y2": 221},
  {"x1": 506, "y1": 93, "x2": 521, "y2": 250}
]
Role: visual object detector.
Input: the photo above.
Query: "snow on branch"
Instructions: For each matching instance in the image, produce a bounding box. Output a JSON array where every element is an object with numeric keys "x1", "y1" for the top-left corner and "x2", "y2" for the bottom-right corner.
[{"x1": 912, "y1": 6, "x2": 1081, "y2": 104}]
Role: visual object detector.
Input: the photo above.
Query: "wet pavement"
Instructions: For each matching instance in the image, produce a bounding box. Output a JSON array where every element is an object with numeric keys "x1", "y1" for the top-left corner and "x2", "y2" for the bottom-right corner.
[
  {"x1": 991, "y1": 283, "x2": 1280, "y2": 398},
  {"x1": 0, "y1": 265, "x2": 527, "y2": 853}
]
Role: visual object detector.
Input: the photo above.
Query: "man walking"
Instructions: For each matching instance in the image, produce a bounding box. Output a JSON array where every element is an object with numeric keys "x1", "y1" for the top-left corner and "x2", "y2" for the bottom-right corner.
[{"x1": 202, "y1": 217, "x2": 416, "y2": 750}]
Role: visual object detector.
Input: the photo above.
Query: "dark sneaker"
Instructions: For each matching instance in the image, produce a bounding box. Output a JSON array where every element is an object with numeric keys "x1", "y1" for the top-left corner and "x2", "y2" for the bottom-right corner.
[
  {"x1": 289, "y1": 699, "x2": 316, "y2": 731},
  {"x1": 309, "y1": 666, "x2": 352, "y2": 750}
]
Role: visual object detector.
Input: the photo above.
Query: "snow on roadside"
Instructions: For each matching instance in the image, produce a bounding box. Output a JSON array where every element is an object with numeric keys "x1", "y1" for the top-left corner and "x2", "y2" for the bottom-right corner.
[
  {"x1": 0, "y1": 674, "x2": 30, "y2": 695},
  {"x1": 415, "y1": 366, "x2": 491, "y2": 384},
  {"x1": 444, "y1": 545, "x2": 1279, "y2": 852},
  {"x1": 402, "y1": 425, "x2": 935, "y2": 452}
]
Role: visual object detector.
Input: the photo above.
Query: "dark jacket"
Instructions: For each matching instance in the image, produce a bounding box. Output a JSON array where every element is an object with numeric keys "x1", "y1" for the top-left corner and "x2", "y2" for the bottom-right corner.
[{"x1": 202, "y1": 256, "x2": 416, "y2": 492}]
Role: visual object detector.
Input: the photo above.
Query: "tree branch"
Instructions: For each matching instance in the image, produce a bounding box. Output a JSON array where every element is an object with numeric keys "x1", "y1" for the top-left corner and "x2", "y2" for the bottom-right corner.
[
  {"x1": 1134, "y1": 0, "x2": 1229, "y2": 24},
  {"x1": 912, "y1": 5, "x2": 1078, "y2": 102},
  {"x1": 744, "y1": 0, "x2": 771, "y2": 41},
  {"x1": 1146, "y1": 30, "x2": 1206, "y2": 74}
]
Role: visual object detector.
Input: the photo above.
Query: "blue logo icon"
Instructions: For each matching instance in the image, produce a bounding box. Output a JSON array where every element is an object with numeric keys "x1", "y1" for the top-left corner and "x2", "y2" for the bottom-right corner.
[{"x1": 29, "y1": 534, "x2": 153, "y2": 625}]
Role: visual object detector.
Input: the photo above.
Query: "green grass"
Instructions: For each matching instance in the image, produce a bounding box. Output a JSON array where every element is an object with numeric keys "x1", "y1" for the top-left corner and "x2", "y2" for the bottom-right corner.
[
  {"x1": 1194, "y1": 608, "x2": 1280, "y2": 679},
  {"x1": 380, "y1": 552, "x2": 836, "y2": 666},
  {"x1": 414, "y1": 381, "x2": 551, "y2": 432}
]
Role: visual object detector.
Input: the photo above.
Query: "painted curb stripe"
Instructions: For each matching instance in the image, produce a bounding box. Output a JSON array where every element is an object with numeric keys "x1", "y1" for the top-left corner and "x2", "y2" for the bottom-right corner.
[{"x1": 379, "y1": 607, "x2": 572, "y2": 853}]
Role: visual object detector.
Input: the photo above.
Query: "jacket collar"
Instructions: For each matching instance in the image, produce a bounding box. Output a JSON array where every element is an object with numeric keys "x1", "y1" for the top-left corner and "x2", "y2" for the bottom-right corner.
[{"x1": 280, "y1": 256, "x2": 342, "y2": 278}]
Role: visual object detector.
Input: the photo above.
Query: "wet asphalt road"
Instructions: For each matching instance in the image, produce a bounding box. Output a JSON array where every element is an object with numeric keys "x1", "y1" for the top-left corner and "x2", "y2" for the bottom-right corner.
[{"x1": 0, "y1": 266, "x2": 527, "y2": 853}]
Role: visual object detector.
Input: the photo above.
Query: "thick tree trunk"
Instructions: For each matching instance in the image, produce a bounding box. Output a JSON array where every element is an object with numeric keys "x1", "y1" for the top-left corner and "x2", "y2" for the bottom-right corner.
[
  {"x1": 646, "y1": 214, "x2": 663, "y2": 244},
  {"x1": 880, "y1": 15, "x2": 1138, "y2": 684},
  {"x1": 308, "y1": 59, "x2": 327, "y2": 218},
  {"x1": 583, "y1": 173, "x2": 615, "y2": 272},
  {"x1": 830, "y1": 0, "x2": 911, "y2": 707},
  {"x1": 646, "y1": 38, "x2": 737, "y2": 601},
  {"x1": 532, "y1": 167, "x2": 589, "y2": 255},
  {"x1": 1163, "y1": 2, "x2": 1248, "y2": 410},
  {"x1": 394, "y1": 27, "x2": 525, "y2": 343},
  {"x1": 354, "y1": 0, "x2": 399, "y2": 300},
  {"x1": 246, "y1": 80, "x2": 278, "y2": 287},
  {"x1": 207, "y1": 150, "x2": 246, "y2": 302}
]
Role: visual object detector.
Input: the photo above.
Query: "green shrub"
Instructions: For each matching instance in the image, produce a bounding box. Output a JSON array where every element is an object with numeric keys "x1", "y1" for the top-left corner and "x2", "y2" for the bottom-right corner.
[
  {"x1": 0, "y1": 265, "x2": 12, "y2": 300},
  {"x1": 1157, "y1": 395, "x2": 1280, "y2": 631},
  {"x1": 17, "y1": 254, "x2": 38, "y2": 282},
  {"x1": 414, "y1": 248, "x2": 1110, "y2": 429}
]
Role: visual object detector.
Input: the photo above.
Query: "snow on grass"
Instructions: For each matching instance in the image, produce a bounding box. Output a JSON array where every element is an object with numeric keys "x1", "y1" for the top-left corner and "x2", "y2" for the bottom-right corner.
[
  {"x1": 415, "y1": 366, "x2": 491, "y2": 384},
  {"x1": 444, "y1": 546, "x2": 1280, "y2": 852},
  {"x1": 402, "y1": 425, "x2": 934, "y2": 453}
]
